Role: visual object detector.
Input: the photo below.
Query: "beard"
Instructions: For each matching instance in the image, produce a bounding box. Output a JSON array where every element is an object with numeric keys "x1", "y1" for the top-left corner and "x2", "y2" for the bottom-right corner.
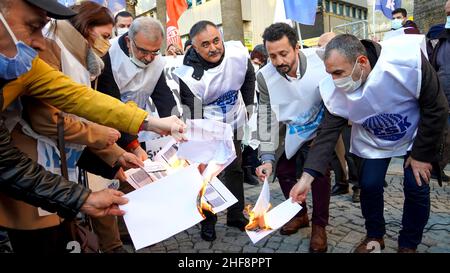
[{"x1": 276, "y1": 64, "x2": 292, "y2": 74}]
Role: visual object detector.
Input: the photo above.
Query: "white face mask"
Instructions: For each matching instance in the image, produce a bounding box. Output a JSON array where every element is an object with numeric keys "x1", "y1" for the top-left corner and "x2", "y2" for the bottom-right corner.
[
  {"x1": 333, "y1": 59, "x2": 364, "y2": 93},
  {"x1": 129, "y1": 40, "x2": 150, "y2": 69},
  {"x1": 116, "y1": 27, "x2": 128, "y2": 37},
  {"x1": 391, "y1": 18, "x2": 403, "y2": 30}
]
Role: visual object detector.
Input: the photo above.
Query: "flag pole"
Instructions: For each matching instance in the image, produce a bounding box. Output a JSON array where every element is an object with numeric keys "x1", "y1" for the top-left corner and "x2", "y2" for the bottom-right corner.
[{"x1": 296, "y1": 21, "x2": 303, "y2": 49}]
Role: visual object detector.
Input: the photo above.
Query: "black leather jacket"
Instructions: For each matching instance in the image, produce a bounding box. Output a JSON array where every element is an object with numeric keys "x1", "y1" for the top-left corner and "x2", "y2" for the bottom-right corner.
[{"x1": 0, "y1": 81, "x2": 90, "y2": 219}]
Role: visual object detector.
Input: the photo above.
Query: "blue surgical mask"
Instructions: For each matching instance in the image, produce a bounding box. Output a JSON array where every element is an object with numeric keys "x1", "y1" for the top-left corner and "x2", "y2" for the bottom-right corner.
[
  {"x1": 0, "y1": 12, "x2": 37, "y2": 80},
  {"x1": 391, "y1": 19, "x2": 403, "y2": 30},
  {"x1": 445, "y1": 16, "x2": 450, "y2": 29}
]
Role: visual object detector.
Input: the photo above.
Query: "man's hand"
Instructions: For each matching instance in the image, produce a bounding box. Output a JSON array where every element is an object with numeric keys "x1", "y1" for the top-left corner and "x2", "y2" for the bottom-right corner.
[
  {"x1": 118, "y1": 152, "x2": 144, "y2": 170},
  {"x1": 289, "y1": 173, "x2": 314, "y2": 203},
  {"x1": 114, "y1": 167, "x2": 127, "y2": 183},
  {"x1": 405, "y1": 156, "x2": 432, "y2": 186},
  {"x1": 143, "y1": 115, "x2": 187, "y2": 142},
  {"x1": 105, "y1": 128, "x2": 121, "y2": 147},
  {"x1": 255, "y1": 162, "x2": 273, "y2": 182},
  {"x1": 80, "y1": 189, "x2": 128, "y2": 218},
  {"x1": 132, "y1": 146, "x2": 148, "y2": 161}
]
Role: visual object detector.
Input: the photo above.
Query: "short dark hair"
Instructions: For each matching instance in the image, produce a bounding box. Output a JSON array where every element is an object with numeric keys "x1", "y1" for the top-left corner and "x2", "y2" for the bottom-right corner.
[
  {"x1": 189, "y1": 20, "x2": 217, "y2": 41},
  {"x1": 392, "y1": 8, "x2": 407, "y2": 17},
  {"x1": 115, "y1": 11, "x2": 134, "y2": 23},
  {"x1": 324, "y1": 34, "x2": 367, "y2": 64},
  {"x1": 262, "y1": 23, "x2": 298, "y2": 48},
  {"x1": 184, "y1": 39, "x2": 192, "y2": 50}
]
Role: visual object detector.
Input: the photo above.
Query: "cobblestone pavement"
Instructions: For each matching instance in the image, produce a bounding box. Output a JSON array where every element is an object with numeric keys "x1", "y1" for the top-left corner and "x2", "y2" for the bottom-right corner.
[
  {"x1": 1, "y1": 160, "x2": 448, "y2": 254},
  {"x1": 127, "y1": 158, "x2": 450, "y2": 254}
]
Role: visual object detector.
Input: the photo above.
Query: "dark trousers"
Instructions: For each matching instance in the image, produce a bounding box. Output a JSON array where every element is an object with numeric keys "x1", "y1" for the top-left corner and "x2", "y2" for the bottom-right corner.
[
  {"x1": 7, "y1": 225, "x2": 70, "y2": 254},
  {"x1": 359, "y1": 156, "x2": 430, "y2": 249},
  {"x1": 343, "y1": 126, "x2": 360, "y2": 189},
  {"x1": 276, "y1": 145, "x2": 331, "y2": 227},
  {"x1": 203, "y1": 139, "x2": 245, "y2": 224}
]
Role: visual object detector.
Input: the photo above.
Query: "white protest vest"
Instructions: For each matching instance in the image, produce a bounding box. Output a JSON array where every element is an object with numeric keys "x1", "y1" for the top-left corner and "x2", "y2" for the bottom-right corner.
[
  {"x1": 320, "y1": 35, "x2": 426, "y2": 159},
  {"x1": 260, "y1": 48, "x2": 328, "y2": 159},
  {"x1": 20, "y1": 120, "x2": 83, "y2": 182},
  {"x1": 174, "y1": 41, "x2": 249, "y2": 129},
  {"x1": 109, "y1": 37, "x2": 166, "y2": 142}
]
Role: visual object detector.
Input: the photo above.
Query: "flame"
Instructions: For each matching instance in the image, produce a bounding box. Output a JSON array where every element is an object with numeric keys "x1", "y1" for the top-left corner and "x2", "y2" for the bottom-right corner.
[
  {"x1": 196, "y1": 179, "x2": 214, "y2": 218},
  {"x1": 244, "y1": 204, "x2": 272, "y2": 231}
]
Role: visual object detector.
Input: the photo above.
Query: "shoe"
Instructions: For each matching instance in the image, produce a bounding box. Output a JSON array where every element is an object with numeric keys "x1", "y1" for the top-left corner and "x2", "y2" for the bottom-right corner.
[
  {"x1": 280, "y1": 214, "x2": 309, "y2": 235},
  {"x1": 226, "y1": 217, "x2": 248, "y2": 231},
  {"x1": 200, "y1": 221, "x2": 216, "y2": 241},
  {"x1": 331, "y1": 183, "x2": 349, "y2": 196},
  {"x1": 243, "y1": 167, "x2": 260, "y2": 185},
  {"x1": 397, "y1": 247, "x2": 417, "y2": 253},
  {"x1": 352, "y1": 188, "x2": 360, "y2": 203},
  {"x1": 354, "y1": 237, "x2": 385, "y2": 253},
  {"x1": 309, "y1": 224, "x2": 328, "y2": 253}
]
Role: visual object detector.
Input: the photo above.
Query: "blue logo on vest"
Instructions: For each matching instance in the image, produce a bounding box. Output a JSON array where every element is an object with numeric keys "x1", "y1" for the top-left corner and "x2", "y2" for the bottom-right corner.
[
  {"x1": 362, "y1": 113, "x2": 411, "y2": 141},
  {"x1": 209, "y1": 90, "x2": 238, "y2": 114}
]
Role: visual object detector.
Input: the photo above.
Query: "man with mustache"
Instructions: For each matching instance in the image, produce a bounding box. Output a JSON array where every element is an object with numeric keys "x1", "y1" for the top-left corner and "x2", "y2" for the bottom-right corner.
[
  {"x1": 174, "y1": 20, "x2": 255, "y2": 241},
  {"x1": 254, "y1": 23, "x2": 331, "y2": 253}
]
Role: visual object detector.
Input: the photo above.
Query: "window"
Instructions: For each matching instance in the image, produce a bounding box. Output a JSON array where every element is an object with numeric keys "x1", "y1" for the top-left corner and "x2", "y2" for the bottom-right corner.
[
  {"x1": 345, "y1": 6, "x2": 350, "y2": 17},
  {"x1": 352, "y1": 7, "x2": 356, "y2": 18},
  {"x1": 338, "y1": 3, "x2": 343, "y2": 15},
  {"x1": 187, "y1": 0, "x2": 192, "y2": 9},
  {"x1": 357, "y1": 8, "x2": 361, "y2": 19},
  {"x1": 332, "y1": 2, "x2": 337, "y2": 14},
  {"x1": 196, "y1": 0, "x2": 202, "y2": 5},
  {"x1": 363, "y1": 10, "x2": 367, "y2": 20},
  {"x1": 325, "y1": 0, "x2": 330, "y2": 12}
]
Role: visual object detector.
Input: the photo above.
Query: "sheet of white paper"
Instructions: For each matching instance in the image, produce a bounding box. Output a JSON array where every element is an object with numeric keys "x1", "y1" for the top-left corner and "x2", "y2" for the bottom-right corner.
[
  {"x1": 246, "y1": 198, "x2": 302, "y2": 244},
  {"x1": 120, "y1": 165, "x2": 205, "y2": 250},
  {"x1": 177, "y1": 119, "x2": 236, "y2": 165},
  {"x1": 204, "y1": 177, "x2": 238, "y2": 214},
  {"x1": 252, "y1": 178, "x2": 271, "y2": 218},
  {"x1": 125, "y1": 159, "x2": 168, "y2": 189}
]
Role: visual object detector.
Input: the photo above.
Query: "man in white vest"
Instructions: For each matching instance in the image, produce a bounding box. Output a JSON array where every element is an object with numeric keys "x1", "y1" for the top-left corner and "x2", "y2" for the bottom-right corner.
[
  {"x1": 174, "y1": 20, "x2": 256, "y2": 241},
  {"x1": 96, "y1": 16, "x2": 179, "y2": 150},
  {"x1": 254, "y1": 23, "x2": 331, "y2": 253},
  {"x1": 290, "y1": 34, "x2": 448, "y2": 253}
]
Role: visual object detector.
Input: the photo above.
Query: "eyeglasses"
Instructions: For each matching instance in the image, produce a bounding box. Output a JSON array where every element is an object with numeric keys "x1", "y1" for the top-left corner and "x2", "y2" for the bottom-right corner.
[{"x1": 131, "y1": 39, "x2": 161, "y2": 56}]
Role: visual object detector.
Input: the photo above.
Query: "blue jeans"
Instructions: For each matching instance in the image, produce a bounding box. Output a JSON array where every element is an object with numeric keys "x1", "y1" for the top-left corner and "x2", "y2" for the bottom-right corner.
[{"x1": 359, "y1": 156, "x2": 430, "y2": 249}]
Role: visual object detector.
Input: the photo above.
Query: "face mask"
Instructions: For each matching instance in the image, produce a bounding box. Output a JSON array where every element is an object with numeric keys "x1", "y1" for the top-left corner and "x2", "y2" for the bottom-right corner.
[
  {"x1": 0, "y1": 12, "x2": 37, "y2": 80},
  {"x1": 333, "y1": 59, "x2": 364, "y2": 93},
  {"x1": 129, "y1": 42, "x2": 150, "y2": 69},
  {"x1": 391, "y1": 18, "x2": 403, "y2": 30},
  {"x1": 92, "y1": 36, "x2": 111, "y2": 57},
  {"x1": 116, "y1": 27, "x2": 129, "y2": 37},
  {"x1": 445, "y1": 16, "x2": 450, "y2": 29}
]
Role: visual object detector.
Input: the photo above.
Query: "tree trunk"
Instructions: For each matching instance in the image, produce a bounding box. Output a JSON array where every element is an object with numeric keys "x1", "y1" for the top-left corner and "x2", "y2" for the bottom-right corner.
[{"x1": 220, "y1": 0, "x2": 244, "y2": 43}]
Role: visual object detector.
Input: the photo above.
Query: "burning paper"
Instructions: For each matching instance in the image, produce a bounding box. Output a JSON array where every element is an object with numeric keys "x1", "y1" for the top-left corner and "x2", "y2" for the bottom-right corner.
[
  {"x1": 245, "y1": 178, "x2": 302, "y2": 244},
  {"x1": 120, "y1": 165, "x2": 205, "y2": 251}
]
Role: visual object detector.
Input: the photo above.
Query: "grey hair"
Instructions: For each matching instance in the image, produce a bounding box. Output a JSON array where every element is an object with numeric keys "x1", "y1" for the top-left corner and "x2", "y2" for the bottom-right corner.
[
  {"x1": 128, "y1": 17, "x2": 164, "y2": 42},
  {"x1": 324, "y1": 34, "x2": 367, "y2": 63}
]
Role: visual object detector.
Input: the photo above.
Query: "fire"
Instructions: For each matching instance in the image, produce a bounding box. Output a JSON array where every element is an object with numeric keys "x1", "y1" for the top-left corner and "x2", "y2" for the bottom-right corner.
[
  {"x1": 196, "y1": 179, "x2": 214, "y2": 218},
  {"x1": 244, "y1": 204, "x2": 272, "y2": 231}
]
